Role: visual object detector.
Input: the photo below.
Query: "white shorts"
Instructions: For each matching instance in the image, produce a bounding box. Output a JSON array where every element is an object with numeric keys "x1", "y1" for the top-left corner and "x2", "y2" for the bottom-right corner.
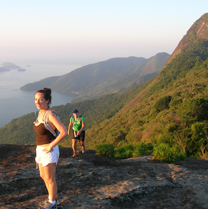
[{"x1": 35, "y1": 145, "x2": 59, "y2": 167}]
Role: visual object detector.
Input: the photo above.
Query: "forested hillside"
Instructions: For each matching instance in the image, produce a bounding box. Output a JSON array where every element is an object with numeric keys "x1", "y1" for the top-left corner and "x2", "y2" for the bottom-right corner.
[
  {"x1": 87, "y1": 39, "x2": 208, "y2": 154},
  {"x1": 85, "y1": 13, "x2": 208, "y2": 159},
  {"x1": 20, "y1": 53, "x2": 169, "y2": 102}
]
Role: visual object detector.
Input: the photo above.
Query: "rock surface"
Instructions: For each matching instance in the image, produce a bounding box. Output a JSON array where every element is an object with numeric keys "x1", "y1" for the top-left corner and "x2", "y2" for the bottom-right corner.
[{"x1": 1, "y1": 144, "x2": 208, "y2": 209}]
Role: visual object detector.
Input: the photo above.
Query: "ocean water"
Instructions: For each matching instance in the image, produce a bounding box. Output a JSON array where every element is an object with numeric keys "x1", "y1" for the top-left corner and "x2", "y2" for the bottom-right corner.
[{"x1": 0, "y1": 64, "x2": 80, "y2": 128}]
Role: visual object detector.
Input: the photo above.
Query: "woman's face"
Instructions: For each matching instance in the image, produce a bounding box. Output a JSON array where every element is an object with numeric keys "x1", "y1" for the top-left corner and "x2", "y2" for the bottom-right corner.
[
  {"x1": 34, "y1": 92, "x2": 49, "y2": 110},
  {"x1": 73, "y1": 112, "x2": 78, "y2": 118}
]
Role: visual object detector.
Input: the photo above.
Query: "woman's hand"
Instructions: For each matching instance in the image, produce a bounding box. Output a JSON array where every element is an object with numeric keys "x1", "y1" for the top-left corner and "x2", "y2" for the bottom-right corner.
[{"x1": 43, "y1": 144, "x2": 53, "y2": 154}]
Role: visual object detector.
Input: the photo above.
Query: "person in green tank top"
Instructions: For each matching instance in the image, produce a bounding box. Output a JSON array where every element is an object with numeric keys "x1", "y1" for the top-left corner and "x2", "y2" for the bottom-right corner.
[{"x1": 68, "y1": 109, "x2": 86, "y2": 157}]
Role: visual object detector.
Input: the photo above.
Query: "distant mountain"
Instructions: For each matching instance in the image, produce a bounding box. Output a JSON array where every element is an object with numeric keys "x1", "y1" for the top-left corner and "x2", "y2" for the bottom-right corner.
[
  {"x1": 20, "y1": 76, "x2": 61, "y2": 91},
  {"x1": 0, "y1": 62, "x2": 25, "y2": 73},
  {"x1": 1, "y1": 62, "x2": 20, "y2": 70},
  {"x1": 21, "y1": 53, "x2": 170, "y2": 102}
]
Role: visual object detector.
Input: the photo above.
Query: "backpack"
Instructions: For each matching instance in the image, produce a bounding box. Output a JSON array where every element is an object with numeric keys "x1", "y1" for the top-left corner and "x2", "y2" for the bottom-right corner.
[
  {"x1": 71, "y1": 115, "x2": 86, "y2": 131},
  {"x1": 71, "y1": 115, "x2": 82, "y2": 123},
  {"x1": 35, "y1": 109, "x2": 60, "y2": 137}
]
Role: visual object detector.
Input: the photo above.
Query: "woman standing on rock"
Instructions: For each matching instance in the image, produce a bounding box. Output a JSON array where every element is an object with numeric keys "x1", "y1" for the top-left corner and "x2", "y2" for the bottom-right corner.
[{"x1": 33, "y1": 87, "x2": 67, "y2": 209}]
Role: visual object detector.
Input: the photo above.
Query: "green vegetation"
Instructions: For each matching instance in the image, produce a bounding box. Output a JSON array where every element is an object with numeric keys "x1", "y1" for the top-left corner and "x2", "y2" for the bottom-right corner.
[
  {"x1": 96, "y1": 141, "x2": 154, "y2": 160},
  {"x1": 95, "y1": 141, "x2": 184, "y2": 163},
  {"x1": 0, "y1": 113, "x2": 36, "y2": 145},
  {"x1": 133, "y1": 142, "x2": 154, "y2": 157},
  {"x1": 114, "y1": 142, "x2": 154, "y2": 159},
  {"x1": 152, "y1": 143, "x2": 186, "y2": 163},
  {"x1": 153, "y1": 95, "x2": 172, "y2": 113},
  {"x1": 114, "y1": 144, "x2": 135, "y2": 159},
  {"x1": 96, "y1": 143, "x2": 115, "y2": 157}
]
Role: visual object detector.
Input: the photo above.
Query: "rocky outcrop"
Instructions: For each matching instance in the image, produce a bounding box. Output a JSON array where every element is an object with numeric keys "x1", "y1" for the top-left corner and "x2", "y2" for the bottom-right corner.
[
  {"x1": 163, "y1": 13, "x2": 208, "y2": 68},
  {"x1": 1, "y1": 145, "x2": 208, "y2": 209}
]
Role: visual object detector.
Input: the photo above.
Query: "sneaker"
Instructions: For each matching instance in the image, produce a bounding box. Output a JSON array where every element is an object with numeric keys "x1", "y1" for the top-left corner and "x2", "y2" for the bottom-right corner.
[
  {"x1": 40, "y1": 199, "x2": 59, "y2": 207},
  {"x1": 41, "y1": 201, "x2": 57, "y2": 209}
]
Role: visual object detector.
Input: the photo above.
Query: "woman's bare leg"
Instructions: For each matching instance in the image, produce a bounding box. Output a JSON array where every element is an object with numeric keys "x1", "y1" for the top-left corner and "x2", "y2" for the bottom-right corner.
[
  {"x1": 39, "y1": 163, "x2": 50, "y2": 193},
  {"x1": 39, "y1": 163, "x2": 57, "y2": 201},
  {"x1": 72, "y1": 138, "x2": 77, "y2": 155},
  {"x1": 43, "y1": 163, "x2": 57, "y2": 201}
]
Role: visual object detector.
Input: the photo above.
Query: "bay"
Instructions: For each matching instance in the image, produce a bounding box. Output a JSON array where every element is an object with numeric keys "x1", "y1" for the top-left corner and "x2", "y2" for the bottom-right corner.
[{"x1": 0, "y1": 64, "x2": 81, "y2": 128}]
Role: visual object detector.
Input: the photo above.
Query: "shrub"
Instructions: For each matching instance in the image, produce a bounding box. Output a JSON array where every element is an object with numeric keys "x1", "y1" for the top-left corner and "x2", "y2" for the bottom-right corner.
[
  {"x1": 173, "y1": 92, "x2": 181, "y2": 97},
  {"x1": 153, "y1": 96, "x2": 172, "y2": 112},
  {"x1": 152, "y1": 143, "x2": 186, "y2": 163},
  {"x1": 172, "y1": 147, "x2": 186, "y2": 162},
  {"x1": 110, "y1": 129, "x2": 127, "y2": 147},
  {"x1": 167, "y1": 124, "x2": 179, "y2": 133},
  {"x1": 137, "y1": 120, "x2": 145, "y2": 126},
  {"x1": 172, "y1": 129, "x2": 191, "y2": 153},
  {"x1": 155, "y1": 133, "x2": 175, "y2": 147},
  {"x1": 186, "y1": 122, "x2": 208, "y2": 156},
  {"x1": 182, "y1": 98, "x2": 208, "y2": 121},
  {"x1": 170, "y1": 99, "x2": 182, "y2": 107},
  {"x1": 198, "y1": 145, "x2": 208, "y2": 160},
  {"x1": 96, "y1": 143, "x2": 115, "y2": 157},
  {"x1": 132, "y1": 141, "x2": 154, "y2": 157},
  {"x1": 114, "y1": 144, "x2": 134, "y2": 159}
]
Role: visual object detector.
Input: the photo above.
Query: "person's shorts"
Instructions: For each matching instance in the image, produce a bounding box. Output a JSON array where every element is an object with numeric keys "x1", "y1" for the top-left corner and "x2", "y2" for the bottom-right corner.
[
  {"x1": 35, "y1": 145, "x2": 59, "y2": 167},
  {"x1": 72, "y1": 130, "x2": 85, "y2": 142}
]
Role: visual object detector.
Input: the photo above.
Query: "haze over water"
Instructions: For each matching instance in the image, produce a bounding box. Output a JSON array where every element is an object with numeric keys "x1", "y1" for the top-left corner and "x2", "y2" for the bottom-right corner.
[{"x1": 0, "y1": 64, "x2": 80, "y2": 128}]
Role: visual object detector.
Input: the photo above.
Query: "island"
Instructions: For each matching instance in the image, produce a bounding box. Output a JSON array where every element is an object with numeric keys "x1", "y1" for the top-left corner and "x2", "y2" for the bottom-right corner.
[{"x1": 17, "y1": 68, "x2": 26, "y2": 72}]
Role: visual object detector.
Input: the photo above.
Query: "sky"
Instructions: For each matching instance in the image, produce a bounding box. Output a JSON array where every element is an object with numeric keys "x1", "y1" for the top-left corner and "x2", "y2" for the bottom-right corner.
[{"x1": 0, "y1": 0, "x2": 208, "y2": 66}]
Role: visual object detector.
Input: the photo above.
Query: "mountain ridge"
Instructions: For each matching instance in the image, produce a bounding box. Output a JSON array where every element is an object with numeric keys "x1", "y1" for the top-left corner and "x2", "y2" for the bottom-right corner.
[
  {"x1": 163, "y1": 13, "x2": 208, "y2": 68},
  {"x1": 20, "y1": 53, "x2": 170, "y2": 102}
]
